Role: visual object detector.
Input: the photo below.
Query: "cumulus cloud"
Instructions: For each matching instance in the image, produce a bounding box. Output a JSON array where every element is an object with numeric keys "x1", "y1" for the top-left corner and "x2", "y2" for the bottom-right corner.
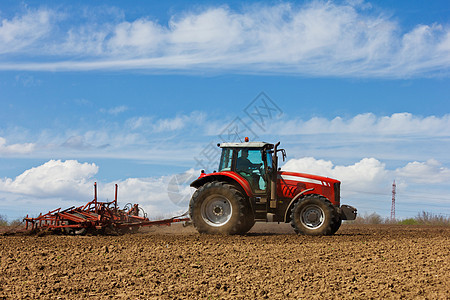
[
  {"x1": 0, "y1": 3, "x2": 449, "y2": 77},
  {"x1": 101, "y1": 177, "x2": 180, "y2": 218},
  {"x1": 283, "y1": 156, "x2": 450, "y2": 197},
  {"x1": 104, "y1": 169, "x2": 198, "y2": 218},
  {"x1": 0, "y1": 160, "x2": 98, "y2": 199},
  {"x1": 283, "y1": 157, "x2": 389, "y2": 195},
  {"x1": 281, "y1": 156, "x2": 450, "y2": 218},
  {"x1": 168, "y1": 7, "x2": 246, "y2": 54},
  {"x1": 0, "y1": 160, "x2": 195, "y2": 219},
  {"x1": 0, "y1": 137, "x2": 35, "y2": 155},
  {"x1": 107, "y1": 19, "x2": 165, "y2": 56},
  {"x1": 395, "y1": 159, "x2": 450, "y2": 184}
]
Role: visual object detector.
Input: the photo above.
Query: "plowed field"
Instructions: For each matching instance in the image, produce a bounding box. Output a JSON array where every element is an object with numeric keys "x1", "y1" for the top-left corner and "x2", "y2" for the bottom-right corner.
[{"x1": 1, "y1": 224, "x2": 449, "y2": 299}]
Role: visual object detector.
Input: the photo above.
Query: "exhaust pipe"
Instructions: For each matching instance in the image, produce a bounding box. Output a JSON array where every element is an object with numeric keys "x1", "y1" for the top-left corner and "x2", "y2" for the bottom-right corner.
[{"x1": 270, "y1": 142, "x2": 281, "y2": 209}]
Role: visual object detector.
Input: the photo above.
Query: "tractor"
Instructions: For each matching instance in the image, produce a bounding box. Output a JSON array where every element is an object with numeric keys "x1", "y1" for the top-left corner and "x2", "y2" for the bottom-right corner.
[{"x1": 189, "y1": 139, "x2": 357, "y2": 235}]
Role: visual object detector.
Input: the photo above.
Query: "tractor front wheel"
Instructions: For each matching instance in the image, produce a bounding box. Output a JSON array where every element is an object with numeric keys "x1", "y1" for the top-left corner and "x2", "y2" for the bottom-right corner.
[
  {"x1": 330, "y1": 217, "x2": 342, "y2": 234},
  {"x1": 189, "y1": 181, "x2": 246, "y2": 234},
  {"x1": 290, "y1": 194, "x2": 337, "y2": 236}
]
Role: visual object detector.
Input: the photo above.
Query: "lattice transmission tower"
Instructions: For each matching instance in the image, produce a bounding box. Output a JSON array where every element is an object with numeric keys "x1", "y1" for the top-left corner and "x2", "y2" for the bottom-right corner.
[{"x1": 391, "y1": 180, "x2": 396, "y2": 221}]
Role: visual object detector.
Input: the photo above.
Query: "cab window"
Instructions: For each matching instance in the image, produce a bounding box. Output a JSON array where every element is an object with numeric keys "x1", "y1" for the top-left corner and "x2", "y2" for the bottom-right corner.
[{"x1": 218, "y1": 148, "x2": 233, "y2": 171}]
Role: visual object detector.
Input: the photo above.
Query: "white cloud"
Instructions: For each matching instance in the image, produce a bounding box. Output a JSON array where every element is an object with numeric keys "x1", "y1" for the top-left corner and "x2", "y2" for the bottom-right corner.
[
  {"x1": 283, "y1": 156, "x2": 450, "y2": 194},
  {"x1": 282, "y1": 156, "x2": 450, "y2": 217},
  {"x1": 272, "y1": 112, "x2": 450, "y2": 136},
  {"x1": 395, "y1": 159, "x2": 450, "y2": 184},
  {"x1": 103, "y1": 177, "x2": 178, "y2": 218},
  {"x1": 0, "y1": 9, "x2": 53, "y2": 54},
  {"x1": 154, "y1": 113, "x2": 194, "y2": 132},
  {"x1": 102, "y1": 105, "x2": 129, "y2": 115},
  {"x1": 55, "y1": 25, "x2": 109, "y2": 56},
  {"x1": 0, "y1": 159, "x2": 194, "y2": 220},
  {"x1": 168, "y1": 7, "x2": 246, "y2": 53},
  {"x1": 0, "y1": 3, "x2": 449, "y2": 77},
  {"x1": 126, "y1": 116, "x2": 152, "y2": 130},
  {"x1": 283, "y1": 157, "x2": 389, "y2": 195},
  {"x1": 0, "y1": 137, "x2": 35, "y2": 155},
  {"x1": 394, "y1": 24, "x2": 450, "y2": 75},
  {"x1": 0, "y1": 159, "x2": 98, "y2": 198},
  {"x1": 107, "y1": 19, "x2": 165, "y2": 56},
  {"x1": 125, "y1": 111, "x2": 206, "y2": 133},
  {"x1": 104, "y1": 169, "x2": 198, "y2": 218},
  {"x1": 261, "y1": 112, "x2": 450, "y2": 165},
  {"x1": 154, "y1": 115, "x2": 188, "y2": 132}
]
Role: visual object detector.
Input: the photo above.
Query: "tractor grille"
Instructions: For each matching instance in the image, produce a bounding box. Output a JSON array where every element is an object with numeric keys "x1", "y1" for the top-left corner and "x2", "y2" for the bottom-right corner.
[{"x1": 334, "y1": 182, "x2": 341, "y2": 205}]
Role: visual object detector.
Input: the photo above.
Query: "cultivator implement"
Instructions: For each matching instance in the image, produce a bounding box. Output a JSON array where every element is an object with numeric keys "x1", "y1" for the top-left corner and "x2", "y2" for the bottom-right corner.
[{"x1": 23, "y1": 183, "x2": 190, "y2": 235}]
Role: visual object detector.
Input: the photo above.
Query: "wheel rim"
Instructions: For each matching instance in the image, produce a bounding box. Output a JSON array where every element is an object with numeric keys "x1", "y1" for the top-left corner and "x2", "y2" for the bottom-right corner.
[
  {"x1": 300, "y1": 204, "x2": 325, "y2": 229},
  {"x1": 201, "y1": 195, "x2": 232, "y2": 227}
]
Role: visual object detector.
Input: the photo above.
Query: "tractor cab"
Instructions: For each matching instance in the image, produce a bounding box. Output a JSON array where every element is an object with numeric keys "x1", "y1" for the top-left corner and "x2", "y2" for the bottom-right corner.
[
  {"x1": 217, "y1": 140, "x2": 286, "y2": 210},
  {"x1": 218, "y1": 141, "x2": 274, "y2": 194}
]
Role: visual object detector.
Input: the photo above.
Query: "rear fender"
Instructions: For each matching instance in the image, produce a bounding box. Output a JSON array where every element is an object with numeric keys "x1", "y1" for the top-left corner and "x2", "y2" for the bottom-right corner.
[{"x1": 190, "y1": 172, "x2": 253, "y2": 198}]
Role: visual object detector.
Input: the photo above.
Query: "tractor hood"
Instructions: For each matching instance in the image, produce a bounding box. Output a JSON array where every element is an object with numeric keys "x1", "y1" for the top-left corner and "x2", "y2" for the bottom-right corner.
[
  {"x1": 277, "y1": 171, "x2": 341, "y2": 205},
  {"x1": 278, "y1": 171, "x2": 340, "y2": 185}
]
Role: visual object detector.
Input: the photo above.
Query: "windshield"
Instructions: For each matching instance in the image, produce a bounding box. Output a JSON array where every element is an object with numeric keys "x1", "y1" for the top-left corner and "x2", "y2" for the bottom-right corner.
[{"x1": 218, "y1": 148, "x2": 232, "y2": 171}]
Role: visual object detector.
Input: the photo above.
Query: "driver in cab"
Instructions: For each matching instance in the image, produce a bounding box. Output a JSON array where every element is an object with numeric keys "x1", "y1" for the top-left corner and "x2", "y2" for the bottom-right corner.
[
  {"x1": 236, "y1": 149, "x2": 263, "y2": 190},
  {"x1": 236, "y1": 149, "x2": 261, "y2": 171}
]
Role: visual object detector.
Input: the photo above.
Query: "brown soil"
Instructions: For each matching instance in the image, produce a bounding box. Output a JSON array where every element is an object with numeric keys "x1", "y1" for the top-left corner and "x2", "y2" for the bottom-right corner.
[{"x1": 1, "y1": 224, "x2": 449, "y2": 299}]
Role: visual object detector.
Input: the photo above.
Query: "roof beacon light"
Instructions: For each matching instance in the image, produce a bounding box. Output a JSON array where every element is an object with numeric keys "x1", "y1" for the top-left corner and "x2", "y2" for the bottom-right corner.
[{"x1": 244, "y1": 137, "x2": 249, "y2": 142}]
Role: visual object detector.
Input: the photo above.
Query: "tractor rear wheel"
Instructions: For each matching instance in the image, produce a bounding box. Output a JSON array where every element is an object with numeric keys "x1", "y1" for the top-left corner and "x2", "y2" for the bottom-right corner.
[
  {"x1": 228, "y1": 185, "x2": 254, "y2": 235},
  {"x1": 189, "y1": 181, "x2": 246, "y2": 234},
  {"x1": 290, "y1": 194, "x2": 337, "y2": 236}
]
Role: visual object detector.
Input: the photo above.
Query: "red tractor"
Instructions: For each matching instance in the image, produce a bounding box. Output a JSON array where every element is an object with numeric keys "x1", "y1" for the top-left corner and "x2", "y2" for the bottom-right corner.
[{"x1": 189, "y1": 140, "x2": 356, "y2": 235}]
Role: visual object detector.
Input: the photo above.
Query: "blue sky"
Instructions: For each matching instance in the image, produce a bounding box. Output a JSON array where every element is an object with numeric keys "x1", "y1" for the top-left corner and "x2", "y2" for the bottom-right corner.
[{"x1": 0, "y1": 0, "x2": 449, "y2": 221}]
